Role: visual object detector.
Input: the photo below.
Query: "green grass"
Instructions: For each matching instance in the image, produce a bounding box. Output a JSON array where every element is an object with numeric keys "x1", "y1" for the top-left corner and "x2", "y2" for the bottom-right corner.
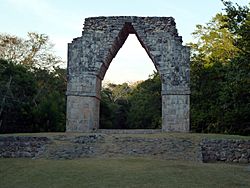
[{"x1": 0, "y1": 158, "x2": 249, "y2": 188}]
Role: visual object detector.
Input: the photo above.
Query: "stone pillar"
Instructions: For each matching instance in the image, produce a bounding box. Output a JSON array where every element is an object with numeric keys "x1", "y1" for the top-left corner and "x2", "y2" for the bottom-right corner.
[
  {"x1": 162, "y1": 94, "x2": 190, "y2": 132},
  {"x1": 66, "y1": 74, "x2": 101, "y2": 132}
]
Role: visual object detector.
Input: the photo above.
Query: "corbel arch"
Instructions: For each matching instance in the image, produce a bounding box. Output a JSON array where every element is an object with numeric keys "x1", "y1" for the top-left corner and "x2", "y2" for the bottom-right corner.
[{"x1": 66, "y1": 16, "x2": 190, "y2": 132}]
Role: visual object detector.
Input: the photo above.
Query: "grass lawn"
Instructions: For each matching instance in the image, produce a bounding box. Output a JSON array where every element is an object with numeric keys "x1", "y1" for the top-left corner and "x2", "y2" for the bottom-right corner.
[{"x1": 0, "y1": 157, "x2": 249, "y2": 188}]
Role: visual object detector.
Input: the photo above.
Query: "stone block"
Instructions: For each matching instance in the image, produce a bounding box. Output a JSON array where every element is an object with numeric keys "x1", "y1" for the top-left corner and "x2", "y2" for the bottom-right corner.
[
  {"x1": 66, "y1": 96, "x2": 100, "y2": 132},
  {"x1": 162, "y1": 94, "x2": 190, "y2": 132}
]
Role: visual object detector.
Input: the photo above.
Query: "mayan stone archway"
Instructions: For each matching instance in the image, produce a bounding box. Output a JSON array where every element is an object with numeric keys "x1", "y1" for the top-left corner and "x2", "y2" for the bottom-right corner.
[{"x1": 66, "y1": 16, "x2": 190, "y2": 132}]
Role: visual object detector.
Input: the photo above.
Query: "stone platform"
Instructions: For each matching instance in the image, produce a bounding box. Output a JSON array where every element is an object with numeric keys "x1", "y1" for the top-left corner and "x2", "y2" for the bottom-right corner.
[
  {"x1": 0, "y1": 133, "x2": 249, "y2": 163},
  {"x1": 97, "y1": 129, "x2": 162, "y2": 134}
]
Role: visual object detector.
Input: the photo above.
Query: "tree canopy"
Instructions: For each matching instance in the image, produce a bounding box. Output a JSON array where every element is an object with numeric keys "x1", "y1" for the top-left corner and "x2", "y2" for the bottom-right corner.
[
  {"x1": 0, "y1": 33, "x2": 66, "y2": 133},
  {"x1": 190, "y1": 1, "x2": 250, "y2": 135},
  {"x1": 0, "y1": 32, "x2": 62, "y2": 69},
  {"x1": 100, "y1": 73, "x2": 161, "y2": 129}
]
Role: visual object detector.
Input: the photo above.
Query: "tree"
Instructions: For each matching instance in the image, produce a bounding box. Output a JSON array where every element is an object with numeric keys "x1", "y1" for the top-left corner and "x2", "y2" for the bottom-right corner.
[
  {"x1": 0, "y1": 32, "x2": 62, "y2": 69},
  {"x1": 0, "y1": 59, "x2": 67, "y2": 133},
  {"x1": 0, "y1": 31, "x2": 67, "y2": 133},
  {"x1": 100, "y1": 83, "x2": 131, "y2": 129},
  {"x1": 188, "y1": 13, "x2": 239, "y2": 66},
  {"x1": 100, "y1": 72, "x2": 161, "y2": 129},
  {"x1": 0, "y1": 59, "x2": 37, "y2": 132},
  {"x1": 126, "y1": 72, "x2": 161, "y2": 129},
  {"x1": 221, "y1": 0, "x2": 250, "y2": 54},
  {"x1": 220, "y1": 1, "x2": 250, "y2": 134},
  {"x1": 190, "y1": 1, "x2": 250, "y2": 135},
  {"x1": 31, "y1": 68, "x2": 66, "y2": 132}
]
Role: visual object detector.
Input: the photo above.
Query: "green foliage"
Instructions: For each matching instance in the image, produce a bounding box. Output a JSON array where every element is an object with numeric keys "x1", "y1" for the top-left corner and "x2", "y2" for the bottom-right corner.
[
  {"x1": 31, "y1": 67, "x2": 66, "y2": 132},
  {"x1": 0, "y1": 59, "x2": 37, "y2": 132},
  {"x1": 100, "y1": 72, "x2": 161, "y2": 129},
  {"x1": 222, "y1": 0, "x2": 250, "y2": 55},
  {"x1": 188, "y1": 13, "x2": 239, "y2": 65},
  {"x1": 221, "y1": 0, "x2": 249, "y2": 35},
  {"x1": 0, "y1": 59, "x2": 66, "y2": 133},
  {"x1": 0, "y1": 31, "x2": 67, "y2": 133},
  {"x1": 32, "y1": 91, "x2": 65, "y2": 132},
  {"x1": 127, "y1": 72, "x2": 161, "y2": 129},
  {"x1": 100, "y1": 83, "x2": 131, "y2": 129},
  {"x1": 190, "y1": 1, "x2": 250, "y2": 135}
]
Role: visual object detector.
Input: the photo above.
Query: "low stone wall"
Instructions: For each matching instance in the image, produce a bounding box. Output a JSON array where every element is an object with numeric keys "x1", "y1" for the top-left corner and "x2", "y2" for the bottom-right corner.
[
  {"x1": 201, "y1": 139, "x2": 250, "y2": 163},
  {"x1": 0, "y1": 134, "x2": 201, "y2": 161},
  {"x1": 0, "y1": 134, "x2": 249, "y2": 163},
  {"x1": 98, "y1": 129, "x2": 162, "y2": 134},
  {"x1": 43, "y1": 134, "x2": 201, "y2": 161},
  {"x1": 0, "y1": 136, "x2": 50, "y2": 158}
]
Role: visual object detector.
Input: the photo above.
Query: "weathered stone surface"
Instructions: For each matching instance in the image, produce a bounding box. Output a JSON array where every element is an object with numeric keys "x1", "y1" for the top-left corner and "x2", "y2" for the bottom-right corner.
[
  {"x1": 201, "y1": 139, "x2": 250, "y2": 163},
  {"x1": 0, "y1": 136, "x2": 50, "y2": 158},
  {"x1": 66, "y1": 96, "x2": 100, "y2": 131},
  {"x1": 0, "y1": 135, "x2": 200, "y2": 161},
  {"x1": 162, "y1": 95, "x2": 190, "y2": 132},
  {"x1": 72, "y1": 134, "x2": 104, "y2": 144},
  {"x1": 0, "y1": 135, "x2": 249, "y2": 163},
  {"x1": 66, "y1": 16, "x2": 190, "y2": 132}
]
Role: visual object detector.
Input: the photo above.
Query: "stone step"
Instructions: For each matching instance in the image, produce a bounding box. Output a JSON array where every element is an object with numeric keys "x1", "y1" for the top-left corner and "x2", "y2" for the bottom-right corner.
[{"x1": 97, "y1": 129, "x2": 162, "y2": 134}]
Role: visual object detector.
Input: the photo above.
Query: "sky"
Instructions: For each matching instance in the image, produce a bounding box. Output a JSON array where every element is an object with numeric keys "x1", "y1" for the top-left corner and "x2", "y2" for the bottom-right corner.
[{"x1": 0, "y1": 0, "x2": 249, "y2": 84}]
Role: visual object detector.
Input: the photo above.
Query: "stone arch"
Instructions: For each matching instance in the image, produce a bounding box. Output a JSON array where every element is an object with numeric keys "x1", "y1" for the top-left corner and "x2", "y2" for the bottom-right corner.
[{"x1": 66, "y1": 16, "x2": 190, "y2": 132}]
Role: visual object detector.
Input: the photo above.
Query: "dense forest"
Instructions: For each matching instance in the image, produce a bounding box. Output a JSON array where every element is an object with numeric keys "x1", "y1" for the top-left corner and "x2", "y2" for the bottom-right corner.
[
  {"x1": 0, "y1": 33, "x2": 66, "y2": 133},
  {"x1": 0, "y1": 1, "x2": 249, "y2": 135}
]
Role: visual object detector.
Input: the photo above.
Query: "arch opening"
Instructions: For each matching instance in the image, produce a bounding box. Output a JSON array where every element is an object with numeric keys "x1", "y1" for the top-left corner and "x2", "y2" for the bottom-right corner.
[
  {"x1": 103, "y1": 33, "x2": 157, "y2": 84},
  {"x1": 100, "y1": 33, "x2": 161, "y2": 129}
]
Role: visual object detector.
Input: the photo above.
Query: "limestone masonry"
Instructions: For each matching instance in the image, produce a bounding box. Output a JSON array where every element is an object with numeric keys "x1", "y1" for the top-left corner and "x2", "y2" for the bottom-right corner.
[
  {"x1": 66, "y1": 16, "x2": 190, "y2": 132},
  {"x1": 0, "y1": 135, "x2": 249, "y2": 163}
]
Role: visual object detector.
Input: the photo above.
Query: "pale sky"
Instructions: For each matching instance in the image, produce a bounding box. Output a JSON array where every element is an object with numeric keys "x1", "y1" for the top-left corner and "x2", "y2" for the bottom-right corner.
[{"x1": 0, "y1": 0, "x2": 249, "y2": 83}]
